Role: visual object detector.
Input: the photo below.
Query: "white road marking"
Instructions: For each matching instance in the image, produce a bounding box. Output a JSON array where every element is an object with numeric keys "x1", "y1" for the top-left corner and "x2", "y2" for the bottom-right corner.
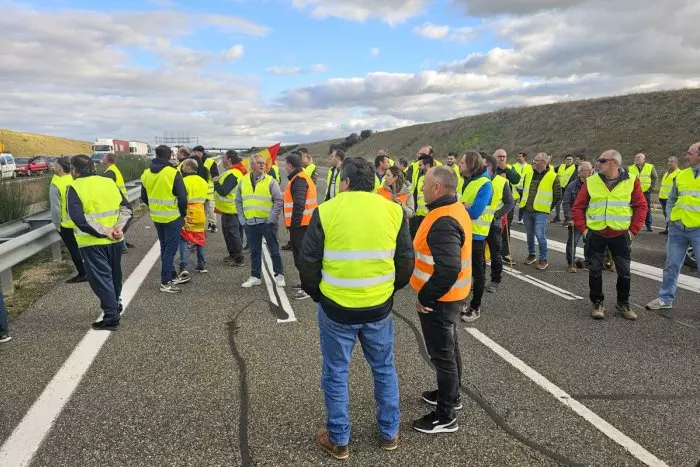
[
  {"x1": 259, "y1": 250, "x2": 279, "y2": 307},
  {"x1": 262, "y1": 239, "x2": 297, "y2": 323},
  {"x1": 492, "y1": 261, "x2": 583, "y2": 300},
  {"x1": 509, "y1": 230, "x2": 700, "y2": 294},
  {"x1": 465, "y1": 328, "x2": 670, "y2": 467},
  {"x1": 0, "y1": 241, "x2": 161, "y2": 467}
]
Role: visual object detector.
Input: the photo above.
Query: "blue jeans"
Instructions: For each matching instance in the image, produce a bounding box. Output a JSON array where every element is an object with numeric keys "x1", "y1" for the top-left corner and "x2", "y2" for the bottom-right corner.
[
  {"x1": 245, "y1": 222, "x2": 283, "y2": 279},
  {"x1": 644, "y1": 191, "x2": 653, "y2": 228},
  {"x1": 0, "y1": 284, "x2": 8, "y2": 335},
  {"x1": 566, "y1": 226, "x2": 587, "y2": 263},
  {"x1": 524, "y1": 210, "x2": 549, "y2": 261},
  {"x1": 178, "y1": 239, "x2": 205, "y2": 270},
  {"x1": 658, "y1": 223, "x2": 700, "y2": 303},
  {"x1": 154, "y1": 218, "x2": 184, "y2": 284},
  {"x1": 318, "y1": 305, "x2": 400, "y2": 445}
]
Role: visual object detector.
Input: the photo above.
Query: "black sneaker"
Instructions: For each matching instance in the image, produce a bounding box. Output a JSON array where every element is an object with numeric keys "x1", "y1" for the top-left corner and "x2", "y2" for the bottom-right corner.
[
  {"x1": 66, "y1": 274, "x2": 88, "y2": 284},
  {"x1": 281, "y1": 242, "x2": 293, "y2": 251},
  {"x1": 412, "y1": 411, "x2": 458, "y2": 434},
  {"x1": 486, "y1": 282, "x2": 499, "y2": 293},
  {"x1": 126, "y1": 242, "x2": 136, "y2": 248},
  {"x1": 421, "y1": 390, "x2": 463, "y2": 410},
  {"x1": 461, "y1": 307, "x2": 481, "y2": 323},
  {"x1": 523, "y1": 255, "x2": 537, "y2": 265},
  {"x1": 92, "y1": 320, "x2": 119, "y2": 331},
  {"x1": 646, "y1": 225, "x2": 653, "y2": 232},
  {"x1": 195, "y1": 265, "x2": 208, "y2": 274}
]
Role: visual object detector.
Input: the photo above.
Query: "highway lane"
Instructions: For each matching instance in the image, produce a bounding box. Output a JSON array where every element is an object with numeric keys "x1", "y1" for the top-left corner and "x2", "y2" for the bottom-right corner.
[{"x1": 0, "y1": 165, "x2": 697, "y2": 466}]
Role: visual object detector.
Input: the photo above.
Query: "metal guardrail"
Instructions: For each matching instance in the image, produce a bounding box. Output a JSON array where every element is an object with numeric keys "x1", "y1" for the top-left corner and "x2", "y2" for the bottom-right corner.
[{"x1": 0, "y1": 182, "x2": 142, "y2": 294}]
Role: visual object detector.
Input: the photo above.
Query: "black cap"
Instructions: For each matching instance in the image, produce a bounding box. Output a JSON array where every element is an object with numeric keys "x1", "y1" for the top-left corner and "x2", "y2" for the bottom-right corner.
[{"x1": 193, "y1": 145, "x2": 205, "y2": 153}]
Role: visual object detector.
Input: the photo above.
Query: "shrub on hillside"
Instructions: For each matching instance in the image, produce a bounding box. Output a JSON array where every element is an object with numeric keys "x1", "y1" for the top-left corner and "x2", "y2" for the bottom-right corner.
[{"x1": 360, "y1": 129, "x2": 372, "y2": 139}]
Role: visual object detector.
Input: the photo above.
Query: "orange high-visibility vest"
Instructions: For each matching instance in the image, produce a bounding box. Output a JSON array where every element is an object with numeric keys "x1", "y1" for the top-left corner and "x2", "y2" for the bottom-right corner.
[
  {"x1": 377, "y1": 186, "x2": 408, "y2": 205},
  {"x1": 284, "y1": 170, "x2": 318, "y2": 227},
  {"x1": 410, "y1": 201, "x2": 473, "y2": 302}
]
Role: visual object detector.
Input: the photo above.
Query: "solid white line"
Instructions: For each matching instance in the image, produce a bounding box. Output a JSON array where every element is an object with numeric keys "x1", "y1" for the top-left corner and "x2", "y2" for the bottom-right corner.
[
  {"x1": 509, "y1": 230, "x2": 700, "y2": 293},
  {"x1": 465, "y1": 328, "x2": 670, "y2": 467},
  {"x1": 499, "y1": 264, "x2": 583, "y2": 300},
  {"x1": 259, "y1": 251, "x2": 279, "y2": 307},
  {"x1": 262, "y1": 239, "x2": 297, "y2": 323},
  {"x1": 0, "y1": 241, "x2": 161, "y2": 467}
]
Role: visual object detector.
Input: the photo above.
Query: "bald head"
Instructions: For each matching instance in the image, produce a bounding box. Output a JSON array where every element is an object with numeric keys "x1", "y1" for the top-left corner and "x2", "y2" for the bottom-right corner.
[
  {"x1": 423, "y1": 166, "x2": 457, "y2": 204},
  {"x1": 598, "y1": 149, "x2": 622, "y2": 177}
]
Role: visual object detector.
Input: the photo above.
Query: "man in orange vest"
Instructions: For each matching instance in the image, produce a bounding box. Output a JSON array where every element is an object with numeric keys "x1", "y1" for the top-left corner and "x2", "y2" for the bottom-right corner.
[
  {"x1": 411, "y1": 165, "x2": 473, "y2": 434},
  {"x1": 284, "y1": 153, "x2": 318, "y2": 299}
]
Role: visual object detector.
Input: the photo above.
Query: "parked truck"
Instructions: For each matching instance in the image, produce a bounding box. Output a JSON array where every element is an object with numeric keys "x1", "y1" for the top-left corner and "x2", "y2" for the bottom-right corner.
[
  {"x1": 92, "y1": 138, "x2": 129, "y2": 155},
  {"x1": 129, "y1": 141, "x2": 150, "y2": 156}
]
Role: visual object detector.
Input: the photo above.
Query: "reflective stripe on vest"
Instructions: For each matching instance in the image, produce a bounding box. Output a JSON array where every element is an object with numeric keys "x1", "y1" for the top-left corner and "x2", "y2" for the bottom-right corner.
[
  {"x1": 410, "y1": 201, "x2": 473, "y2": 302},
  {"x1": 325, "y1": 167, "x2": 342, "y2": 200},
  {"x1": 215, "y1": 168, "x2": 243, "y2": 214},
  {"x1": 203, "y1": 158, "x2": 215, "y2": 200},
  {"x1": 557, "y1": 163, "x2": 576, "y2": 188},
  {"x1": 520, "y1": 169, "x2": 557, "y2": 213},
  {"x1": 105, "y1": 164, "x2": 127, "y2": 195},
  {"x1": 659, "y1": 169, "x2": 680, "y2": 200},
  {"x1": 318, "y1": 191, "x2": 403, "y2": 308},
  {"x1": 670, "y1": 168, "x2": 700, "y2": 228},
  {"x1": 70, "y1": 176, "x2": 123, "y2": 247},
  {"x1": 240, "y1": 174, "x2": 274, "y2": 219},
  {"x1": 141, "y1": 166, "x2": 181, "y2": 223},
  {"x1": 585, "y1": 175, "x2": 634, "y2": 231},
  {"x1": 284, "y1": 170, "x2": 318, "y2": 227},
  {"x1": 628, "y1": 163, "x2": 654, "y2": 192},
  {"x1": 460, "y1": 176, "x2": 492, "y2": 236},
  {"x1": 51, "y1": 174, "x2": 76, "y2": 229},
  {"x1": 183, "y1": 174, "x2": 209, "y2": 205}
]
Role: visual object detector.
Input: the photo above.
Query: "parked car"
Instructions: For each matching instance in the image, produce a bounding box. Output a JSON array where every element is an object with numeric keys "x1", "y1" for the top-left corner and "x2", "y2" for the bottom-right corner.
[
  {"x1": 0, "y1": 153, "x2": 17, "y2": 179},
  {"x1": 44, "y1": 156, "x2": 58, "y2": 172},
  {"x1": 15, "y1": 156, "x2": 49, "y2": 176}
]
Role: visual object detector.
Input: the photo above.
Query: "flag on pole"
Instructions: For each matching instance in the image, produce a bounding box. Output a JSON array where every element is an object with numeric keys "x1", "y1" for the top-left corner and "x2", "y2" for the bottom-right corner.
[{"x1": 241, "y1": 142, "x2": 281, "y2": 173}]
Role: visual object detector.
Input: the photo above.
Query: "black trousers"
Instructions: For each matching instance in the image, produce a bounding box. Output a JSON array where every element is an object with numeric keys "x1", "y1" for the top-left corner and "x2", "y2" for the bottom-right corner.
[
  {"x1": 470, "y1": 239, "x2": 486, "y2": 309},
  {"x1": 289, "y1": 226, "x2": 308, "y2": 271},
  {"x1": 418, "y1": 300, "x2": 464, "y2": 421},
  {"x1": 486, "y1": 227, "x2": 503, "y2": 283},
  {"x1": 81, "y1": 242, "x2": 123, "y2": 323},
  {"x1": 221, "y1": 213, "x2": 244, "y2": 262},
  {"x1": 59, "y1": 227, "x2": 86, "y2": 276},
  {"x1": 586, "y1": 232, "x2": 632, "y2": 305},
  {"x1": 409, "y1": 216, "x2": 424, "y2": 239}
]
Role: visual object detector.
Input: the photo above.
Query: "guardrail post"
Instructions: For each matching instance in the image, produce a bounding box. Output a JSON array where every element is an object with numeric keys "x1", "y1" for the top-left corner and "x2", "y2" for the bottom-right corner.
[
  {"x1": 51, "y1": 239, "x2": 62, "y2": 262},
  {"x1": 0, "y1": 268, "x2": 12, "y2": 295}
]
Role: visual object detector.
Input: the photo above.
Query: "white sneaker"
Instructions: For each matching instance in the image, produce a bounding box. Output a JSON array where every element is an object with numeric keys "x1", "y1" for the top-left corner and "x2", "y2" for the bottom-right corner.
[
  {"x1": 242, "y1": 276, "x2": 262, "y2": 288},
  {"x1": 275, "y1": 275, "x2": 286, "y2": 287},
  {"x1": 645, "y1": 298, "x2": 672, "y2": 310}
]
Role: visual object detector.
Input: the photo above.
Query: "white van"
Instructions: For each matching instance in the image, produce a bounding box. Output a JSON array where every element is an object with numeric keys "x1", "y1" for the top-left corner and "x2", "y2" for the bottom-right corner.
[{"x1": 0, "y1": 153, "x2": 16, "y2": 180}]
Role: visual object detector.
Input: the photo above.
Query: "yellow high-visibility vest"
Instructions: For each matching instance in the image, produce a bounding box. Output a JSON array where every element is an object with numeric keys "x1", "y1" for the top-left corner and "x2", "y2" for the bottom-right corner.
[
  {"x1": 325, "y1": 166, "x2": 342, "y2": 200},
  {"x1": 70, "y1": 176, "x2": 123, "y2": 247},
  {"x1": 460, "y1": 176, "x2": 493, "y2": 236},
  {"x1": 215, "y1": 168, "x2": 243, "y2": 214},
  {"x1": 317, "y1": 191, "x2": 403, "y2": 308},
  {"x1": 585, "y1": 175, "x2": 634, "y2": 231},
  {"x1": 203, "y1": 158, "x2": 216, "y2": 200},
  {"x1": 670, "y1": 168, "x2": 700, "y2": 228},
  {"x1": 520, "y1": 169, "x2": 557, "y2": 213},
  {"x1": 50, "y1": 174, "x2": 76, "y2": 229},
  {"x1": 557, "y1": 163, "x2": 576, "y2": 188},
  {"x1": 105, "y1": 164, "x2": 126, "y2": 195},
  {"x1": 240, "y1": 174, "x2": 274, "y2": 219},
  {"x1": 628, "y1": 163, "x2": 654, "y2": 192},
  {"x1": 511, "y1": 162, "x2": 533, "y2": 201},
  {"x1": 141, "y1": 166, "x2": 181, "y2": 223},
  {"x1": 415, "y1": 175, "x2": 427, "y2": 216},
  {"x1": 659, "y1": 169, "x2": 680, "y2": 200}
]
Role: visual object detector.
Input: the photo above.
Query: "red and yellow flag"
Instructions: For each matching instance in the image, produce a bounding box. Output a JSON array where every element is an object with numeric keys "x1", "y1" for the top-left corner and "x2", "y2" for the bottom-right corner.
[{"x1": 241, "y1": 142, "x2": 281, "y2": 173}]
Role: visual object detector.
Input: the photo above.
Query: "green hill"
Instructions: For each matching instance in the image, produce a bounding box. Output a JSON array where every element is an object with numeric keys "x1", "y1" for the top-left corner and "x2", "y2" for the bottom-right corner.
[
  {"x1": 0, "y1": 128, "x2": 92, "y2": 156},
  {"x1": 299, "y1": 88, "x2": 700, "y2": 167}
]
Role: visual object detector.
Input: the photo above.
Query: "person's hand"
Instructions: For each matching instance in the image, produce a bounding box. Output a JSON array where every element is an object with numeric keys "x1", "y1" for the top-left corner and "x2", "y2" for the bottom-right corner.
[
  {"x1": 212, "y1": 176, "x2": 220, "y2": 183},
  {"x1": 105, "y1": 228, "x2": 116, "y2": 241},
  {"x1": 113, "y1": 227, "x2": 124, "y2": 240},
  {"x1": 416, "y1": 301, "x2": 433, "y2": 314},
  {"x1": 583, "y1": 228, "x2": 589, "y2": 238}
]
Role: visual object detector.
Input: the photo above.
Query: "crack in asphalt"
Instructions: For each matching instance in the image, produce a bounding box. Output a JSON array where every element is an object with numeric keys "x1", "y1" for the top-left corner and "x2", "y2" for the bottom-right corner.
[{"x1": 392, "y1": 308, "x2": 586, "y2": 467}]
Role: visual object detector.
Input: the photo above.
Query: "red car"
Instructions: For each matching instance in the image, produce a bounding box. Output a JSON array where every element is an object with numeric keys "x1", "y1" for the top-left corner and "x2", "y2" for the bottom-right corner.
[{"x1": 14, "y1": 156, "x2": 49, "y2": 176}]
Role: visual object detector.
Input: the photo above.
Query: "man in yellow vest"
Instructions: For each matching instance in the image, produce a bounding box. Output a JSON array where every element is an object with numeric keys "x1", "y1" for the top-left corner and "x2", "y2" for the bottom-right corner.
[
  {"x1": 102, "y1": 152, "x2": 135, "y2": 252},
  {"x1": 235, "y1": 154, "x2": 285, "y2": 288},
  {"x1": 214, "y1": 150, "x2": 245, "y2": 266},
  {"x1": 512, "y1": 152, "x2": 532, "y2": 224},
  {"x1": 268, "y1": 161, "x2": 281, "y2": 183},
  {"x1": 493, "y1": 149, "x2": 521, "y2": 262},
  {"x1": 411, "y1": 165, "x2": 472, "y2": 434},
  {"x1": 398, "y1": 158, "x2": 409, "y2": 173},
  {"x1": 192, "y1": 145, "x2": 219, "y2": 233},
  {"x1": 67, "y1": 155, "x2": 132, "y2": 330},
  {"x1": 571, "y1": 150, "x2": 647, "y2": 320},
  {"x1": 141, "y1": 145, "x2": 189, "y2": 293},
  {"x1": 628, "y1": 153, "x2": 658, "y2": 232},
  {"x1": 483, "y1": 155, "x2": 515, "y2": 291},
  {"x1": 658, "y1": 156, "x2": 680, "y2": 235},
  {"x1": 297, "y1": 157, "x2": 413, "y2": 458},
  {"x1": 299, "y1": 147, "x2": 318, "y2": 186},
  {"x1": 553, "y1": 154, "x2": 578, "y2": 223},
  {"x1": 458, "y1": 151, "x2": 494, "y2": 322},
  {"x1": 283, "y1": 152, "x2": 318, "y2": 300},
  {"x1": 410, "y1": 150, "x2": 435, "y2": 238},
  {"x1": 324, "y1": 148, "x2": 344, "y2": 202},
  {"x1": 49, "y1": 156, "x2": 87, "y2": 283},
  {"x1": 178, "y1": 159, "x2": 209, "y2": 277},
  {"x1": 374, "y1": 151, "x2": 391, "y2": 190},
  {"x1": 520, "y1": 152, "x2": 561, "y2": 270},
  {"x1": 646, "y1": 142, "x2": 700, "y2": 311}
]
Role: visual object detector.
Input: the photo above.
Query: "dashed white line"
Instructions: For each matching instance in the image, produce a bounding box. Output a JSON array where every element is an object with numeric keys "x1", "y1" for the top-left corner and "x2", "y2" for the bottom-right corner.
[
  {"x1": 0, "y1": 241, "x2": 161, "y2": 467},
  {"x1": 465, "y1": 328, "x2": 670, "y2": 467}
]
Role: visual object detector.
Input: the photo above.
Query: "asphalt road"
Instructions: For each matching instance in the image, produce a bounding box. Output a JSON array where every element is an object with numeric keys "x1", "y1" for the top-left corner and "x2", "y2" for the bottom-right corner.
[{"x1": 0, "y1": 166, "x2": 698, "y2": 466}]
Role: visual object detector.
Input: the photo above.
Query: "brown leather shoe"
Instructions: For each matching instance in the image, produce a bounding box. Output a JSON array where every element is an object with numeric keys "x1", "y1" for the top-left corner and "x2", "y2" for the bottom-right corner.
[
  {"x1": 315, "y1": 428, "x2": 349, "y2": 460},
  {"x1": 380, "y1": 432, "x2": 400, "y2": 451}
]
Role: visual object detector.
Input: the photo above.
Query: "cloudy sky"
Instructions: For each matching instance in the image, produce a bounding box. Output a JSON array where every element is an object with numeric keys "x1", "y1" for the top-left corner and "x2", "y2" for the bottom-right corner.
[{"x1": 2, "y1": 0, "x2": 699, "y2": 147}]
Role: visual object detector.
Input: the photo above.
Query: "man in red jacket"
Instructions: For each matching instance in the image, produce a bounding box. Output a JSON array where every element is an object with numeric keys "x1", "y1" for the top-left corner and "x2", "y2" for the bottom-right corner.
[{"x1": 571, "y1": 150, "x2": 648, "y2": 320}]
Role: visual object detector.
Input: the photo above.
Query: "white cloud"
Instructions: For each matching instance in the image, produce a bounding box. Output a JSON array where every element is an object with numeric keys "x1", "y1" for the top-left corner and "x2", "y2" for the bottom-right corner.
[
  {"x1": 310, "y1": 63, "x2": 328, "y2": 73},
  {"x1": 413, "y1": 22, "x2": 475, "y2": 43},
  {"x1": 147, "y1": 0, "x2": 177, "y2": 8},
  {"x1": 267, "y1": 66, "x2": 304, "y2": 75},
  {"x1": 370, "y1": 47, "x2": 380, "y2": 57},
  {"x1": 292, "y1": 0, "x2": 430, "y2": 25},
  {"x1": 223, "y1": 45, "x2": 245, "y2": 61},
  {"x1": 451, "y1": 0, "x2": 591, "y2": 16}
]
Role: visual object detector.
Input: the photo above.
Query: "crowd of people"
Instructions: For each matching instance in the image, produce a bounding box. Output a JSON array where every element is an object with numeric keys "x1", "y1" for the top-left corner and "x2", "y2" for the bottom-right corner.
[{"x1": 0, "y1": 140, "x2": 698, "y2": 462}]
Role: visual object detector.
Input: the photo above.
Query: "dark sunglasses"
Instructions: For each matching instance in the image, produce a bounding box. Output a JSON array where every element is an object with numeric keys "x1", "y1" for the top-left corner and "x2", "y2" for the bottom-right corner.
[{"x1": 597, "y1": 158, "x2": 611, "y2": 164}]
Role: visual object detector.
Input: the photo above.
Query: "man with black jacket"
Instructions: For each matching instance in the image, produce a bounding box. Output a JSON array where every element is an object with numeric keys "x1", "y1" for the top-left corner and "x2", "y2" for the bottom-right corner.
[
  {"x1": 299, "y1": 157, "x2": 413, "y2": 459},
  {"x1": 411, "y1": 166, "x2": 473, "y2": 434},
  {"x1": 494, "y1": 149, "x2": 520, "y2": 262}
]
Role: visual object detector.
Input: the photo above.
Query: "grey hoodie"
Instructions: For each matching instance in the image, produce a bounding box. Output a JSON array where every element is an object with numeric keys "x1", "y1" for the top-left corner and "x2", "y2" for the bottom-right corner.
[{"x1": 387, "y1": 181, "x2": 415, "y2": 219}]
